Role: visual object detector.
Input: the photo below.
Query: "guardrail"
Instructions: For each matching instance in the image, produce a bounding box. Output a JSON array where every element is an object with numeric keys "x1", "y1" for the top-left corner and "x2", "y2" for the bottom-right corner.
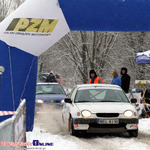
[{"x1": 0, "y1": 99, "x2": 26, "y2": 150}]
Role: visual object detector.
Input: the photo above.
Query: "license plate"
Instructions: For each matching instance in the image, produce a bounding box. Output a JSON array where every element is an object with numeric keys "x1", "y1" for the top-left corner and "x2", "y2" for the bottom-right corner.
[{"x1": 97, "y1": 119, "x2": 119, "y2": 124}]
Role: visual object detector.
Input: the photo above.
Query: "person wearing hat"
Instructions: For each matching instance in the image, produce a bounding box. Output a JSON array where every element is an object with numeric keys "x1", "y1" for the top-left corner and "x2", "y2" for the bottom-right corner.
[
  {"x1": 89, "y1": 70, "x2": 103, "y2": 84},
  {"x1": 46, "y1": 71, "x2": 57, "y2": 82},
  {"x1": 120, "y1": 67, "x2": 130, "y2": 93},
  {"x1": 111, "y1": 70, "x2": 121, "y2": 87}
]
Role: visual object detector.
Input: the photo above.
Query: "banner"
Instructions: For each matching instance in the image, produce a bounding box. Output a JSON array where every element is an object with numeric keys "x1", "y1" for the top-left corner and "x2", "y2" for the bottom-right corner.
[
  {"x1": 136, "y1": 50, "x2": 150, "y2": 64},
  {"x1": 59, "y1": 0, "x2": 150, "y2": 31},
  {"x1": 0, "y1": 0, "x2": 70, "y2": 56}
]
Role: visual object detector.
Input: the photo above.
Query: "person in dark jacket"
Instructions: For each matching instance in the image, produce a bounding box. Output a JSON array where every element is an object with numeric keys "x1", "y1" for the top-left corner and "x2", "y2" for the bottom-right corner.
[
  {"x1": 111, "y1": 70, "x2": 121, "y2": 87},
  {"x1": 46, "y1": 71, "x2": 57, "y2": 82},
  {"x1": 120, "y1": 67, "x2": 130, "y2": 93},
  {"x1": 89, "y1": 70, "x2": 103, "y2": 84}
]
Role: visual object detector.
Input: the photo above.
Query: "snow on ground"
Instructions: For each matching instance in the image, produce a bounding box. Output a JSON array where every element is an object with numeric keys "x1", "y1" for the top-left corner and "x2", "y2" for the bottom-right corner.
[
  {"x1": 26, "y1": 131, "x2": 80, "y2": 150},
  {"x1": 139, "y1": 118, "x2": 150, "y2": 134},
  {"x1": 26, "y1": 105, "x2": 150, "y2": 150},
  {"x1": 110, "y1": 119, "x2": 150, "y2": 150}
]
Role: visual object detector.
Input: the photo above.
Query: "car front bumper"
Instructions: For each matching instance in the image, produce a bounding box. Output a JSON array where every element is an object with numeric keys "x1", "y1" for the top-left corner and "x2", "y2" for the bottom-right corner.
[{"x1": 73, "y1": 118, "x2": 138, "y2": 133}]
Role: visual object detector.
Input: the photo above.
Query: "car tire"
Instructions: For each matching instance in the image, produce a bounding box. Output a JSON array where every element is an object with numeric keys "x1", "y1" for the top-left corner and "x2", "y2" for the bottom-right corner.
[
  {"x1": 69, "y1": 117, "x2": 78, "y2": 136},
  {"x1": 128, "y1": 129, "x2": 138, "y2": 137}
]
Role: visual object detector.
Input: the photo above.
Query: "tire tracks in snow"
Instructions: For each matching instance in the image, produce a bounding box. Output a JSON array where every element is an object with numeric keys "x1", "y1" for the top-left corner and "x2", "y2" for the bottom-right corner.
[
  {"x1": 102, "y1": 136, "x2": 150, "y2": 150},
  {"x1": 61, "y1": 135, "x2": 119, "y2": 150},
  {"x1": 34, "y1": 104, "x2": 67, "y2": 134},
  {"x1": 136, "y1": 132, "x2": 150, "y2": 149},
  {"x1": 70, "y1": 134, "x2": 150, "y2": 150}
]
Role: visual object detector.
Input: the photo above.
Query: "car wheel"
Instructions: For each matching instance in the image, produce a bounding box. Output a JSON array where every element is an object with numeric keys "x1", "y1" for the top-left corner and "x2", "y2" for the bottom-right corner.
[
  {"x1": 128, "y1": 129, "x2": 138, "y2": 137},
  {"x1": 69, "y1": 117, "x2": 78, "y2": 136}
]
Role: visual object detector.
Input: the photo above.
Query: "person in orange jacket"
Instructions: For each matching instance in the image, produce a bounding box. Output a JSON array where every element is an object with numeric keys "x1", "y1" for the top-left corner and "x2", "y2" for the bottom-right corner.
[
  {"x1": 55, "y1": 74, "x2": 61, "y2": 84},
  {"x1": 89, "y1": 70, "x2": 103, "y2": 84}
]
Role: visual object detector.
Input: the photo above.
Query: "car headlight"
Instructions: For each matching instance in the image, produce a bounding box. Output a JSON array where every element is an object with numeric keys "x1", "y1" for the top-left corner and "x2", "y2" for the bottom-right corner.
[
  {"x1": 61, "y1": 100, "x2": 65, "y2": 103},
  {"x1": 124, "y1": 110, "x2": 133, "y2": 118},
  {"x1": 36, "y1": 99, "x2": 44, "y2": 104},
  {"x1": 81, "y1": 110, "x2": 91, "y2": 118}
]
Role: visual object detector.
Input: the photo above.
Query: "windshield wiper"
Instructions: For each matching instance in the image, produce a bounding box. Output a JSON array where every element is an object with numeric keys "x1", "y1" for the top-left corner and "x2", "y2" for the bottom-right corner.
[
  {"x1": 76, "y1": 100, "x2": 91, "y2": 103},
  {"x1": 36, "y1": 93, "x2": 44, "y2": 94},
  {"x1": 48, "y1": 92, "x2": 58, "y2": 94},
  {"x1": 37, "y1": 92, "x2": 58, "y2": 94},
  {"x1": 100, "y1": 100, "x2": 119, "y2": 102}
]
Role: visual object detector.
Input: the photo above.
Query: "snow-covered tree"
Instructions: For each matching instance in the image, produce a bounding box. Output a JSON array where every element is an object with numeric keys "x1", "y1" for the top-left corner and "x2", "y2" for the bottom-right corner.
[
  {"x1": 0, "y1": 0, "x2": 26, "y2": 22},
  {"x1": 0, "y1": 0, "x2": 12, "y2": 21},
  {"x1": 119, "y1": 32, "x2": 150, "y2": 81},
  {"x1": 55, "y1": 31, "x2": 118, "y2": 83}
]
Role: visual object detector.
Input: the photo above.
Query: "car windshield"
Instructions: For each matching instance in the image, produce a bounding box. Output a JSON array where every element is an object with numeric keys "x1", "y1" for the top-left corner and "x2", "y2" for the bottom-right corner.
[
  {"x1": 36, "y1": 84, "x2": 66, "y2": 95},
  {"x1": 75, "y1": 88, "x2": 129, "y2": 103}
]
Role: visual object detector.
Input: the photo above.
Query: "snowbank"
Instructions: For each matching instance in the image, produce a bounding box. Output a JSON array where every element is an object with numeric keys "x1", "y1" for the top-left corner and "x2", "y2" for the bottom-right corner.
[
  {"x1": 26, "y1": 127, "x2": 80, "y2": 150},
  {"x1": 139, "y1": 118, "x2": 150, "y2": 134}
]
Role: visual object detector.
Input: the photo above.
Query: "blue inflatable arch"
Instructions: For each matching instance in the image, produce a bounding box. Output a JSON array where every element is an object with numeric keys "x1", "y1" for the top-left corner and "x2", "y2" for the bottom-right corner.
[
  {"x1": 59, "y1": 0, "x2": 150, "y2": 31},
  {"x1": 0, "y1": 0, "x2": 150, "y2": 131},
  {"x1": 0, "y1": 41, "x2": 37, "y2": 131}
]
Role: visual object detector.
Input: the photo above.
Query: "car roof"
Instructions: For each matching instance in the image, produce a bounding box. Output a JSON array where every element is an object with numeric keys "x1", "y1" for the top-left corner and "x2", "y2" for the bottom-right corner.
[
  {"x1": 37, "y1": 82, "x2": 59, "y2": 85},
  {"x1": 38, "y1": 73, "x2": 49, "y2": 75},
  {"x1": 76, "y1": 84, "x2": 122, "y2": 89}
]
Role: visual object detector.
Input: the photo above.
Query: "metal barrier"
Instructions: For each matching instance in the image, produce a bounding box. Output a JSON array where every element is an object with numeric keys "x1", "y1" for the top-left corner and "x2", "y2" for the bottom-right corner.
[{"x1": 0, "y1": 99, "x2": 26, "y2": 150}]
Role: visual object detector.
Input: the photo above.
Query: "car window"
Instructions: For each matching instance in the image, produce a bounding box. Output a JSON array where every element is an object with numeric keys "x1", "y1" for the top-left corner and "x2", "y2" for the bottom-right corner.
[
  {"x1": 74, "y1": 89, "x2": 129, "y2": 103},
  {"x1": 90, "y1": 90, "x2": 106, "y2": 100},
  {"x1": 36, "y1": 84, "x2": 66, "y2": 95},
  {"x1": 68, "y1": 87, "x2": 76, "y2": 98}
]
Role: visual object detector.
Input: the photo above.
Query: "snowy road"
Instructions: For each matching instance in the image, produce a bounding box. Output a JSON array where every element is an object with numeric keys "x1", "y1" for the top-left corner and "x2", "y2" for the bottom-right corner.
[{"x1": 27, "y1": 104, "x2": 150, "y2": 150}]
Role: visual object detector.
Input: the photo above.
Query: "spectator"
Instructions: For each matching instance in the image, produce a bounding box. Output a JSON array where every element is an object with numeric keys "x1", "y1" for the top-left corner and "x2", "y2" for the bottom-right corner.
[
  {"x1": 111, "y1": 70, "x2": 121, "y2": 87},
  {"x1": 46, "y1": 71, "x2": 57, "y2": 82},
  {"x1": 89, "y1": 70, "x2": 103, "y2": 84},
  {"x1": 55, "y1": 74, "x2": 61, "y2": 84},
  {"x1": 120, "y1": 67, "x2": 130, "y2": 93}
]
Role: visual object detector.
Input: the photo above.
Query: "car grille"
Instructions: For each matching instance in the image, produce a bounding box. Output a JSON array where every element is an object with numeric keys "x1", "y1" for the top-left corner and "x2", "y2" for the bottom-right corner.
[
  {"x1": 96, "y1": 113, "x2": 119, "y2": 117},
  {"x1": 44, "y1": 100, "x2": 60, "y2": 103}
]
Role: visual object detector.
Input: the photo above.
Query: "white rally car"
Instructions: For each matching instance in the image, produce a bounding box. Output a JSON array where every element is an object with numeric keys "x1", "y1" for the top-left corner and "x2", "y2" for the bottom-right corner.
[{"x1": 62, "y1": 84, "x2": 139, "y2": 137}]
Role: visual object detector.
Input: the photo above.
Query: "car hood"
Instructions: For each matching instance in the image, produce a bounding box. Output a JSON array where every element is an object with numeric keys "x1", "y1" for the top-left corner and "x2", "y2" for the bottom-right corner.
[
  {"x1": 75, "y1": 102, "x2": 135, "y2": 113},
  {"x1": 36, "y1": 94, "x2": 67, "y2": 101}
]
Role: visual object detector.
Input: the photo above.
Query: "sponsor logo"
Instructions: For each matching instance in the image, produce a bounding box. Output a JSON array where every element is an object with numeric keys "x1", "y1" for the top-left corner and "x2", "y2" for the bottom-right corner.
[
  {"x1": 33, "y1": 140, "x2": 54, "y2": 146},
  {"x1": 0, "y1": 142, "x2": 32, "y2": 147},
  {"x1": 0, "y1": 140, "x2": 54, "y2": 147},
  {"x1": 6, "y1": 18, "x2": 58, "y2": 33}
]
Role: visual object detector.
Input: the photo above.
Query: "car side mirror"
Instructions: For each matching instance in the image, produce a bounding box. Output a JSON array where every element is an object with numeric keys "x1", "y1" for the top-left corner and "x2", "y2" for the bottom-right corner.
[
  {"x1": 136, "y1": 106, "x2": 140, "y2": 111},
  {"x1": 64, "y1": 98, "x2": 72, "y2": 104},
  {"x1": 131, "y1": 98, "x2": 137, "y2": 103}
]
